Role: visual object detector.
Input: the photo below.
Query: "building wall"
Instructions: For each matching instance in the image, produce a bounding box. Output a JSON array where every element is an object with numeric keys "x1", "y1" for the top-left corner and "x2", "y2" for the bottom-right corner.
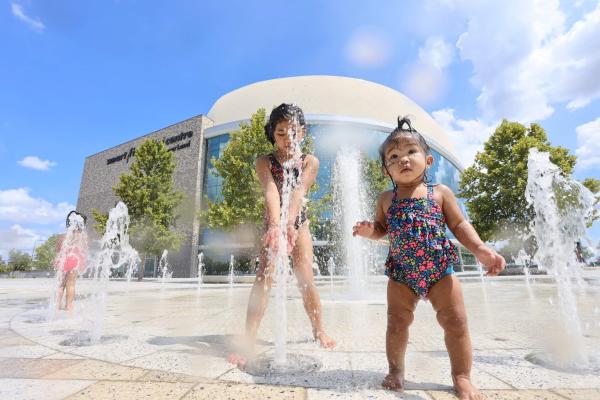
[{"x1": 76, "y1": 115, "x2": 213, "y2": 278}]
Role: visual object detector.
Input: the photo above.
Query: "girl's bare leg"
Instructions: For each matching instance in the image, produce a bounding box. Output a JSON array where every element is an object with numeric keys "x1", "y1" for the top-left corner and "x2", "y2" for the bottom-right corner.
[
  {"x1": 428, "y1": 274, "x2": 482, "y2": 400},
  {"x1": 64, "y1": 271, "x2": 77, "y2": 311},
  {"x1": 56, "y1": 287, "x2": 64, "y2": 310},
  {"x1": 228, "y1": 247, "x2": 273, "y2": 368},
  {"x1": 292, "y1": 225, "x2": 335, "y2": 348},
  {"x1": 383, "y1": 279, "x2": 418, "y2": 391},
  {"x1": 56, "y1": 273, "x2": 66, "y2": 310},
  {"x1": 245, "y1": 246, "x2": 273, "y2": 344}
]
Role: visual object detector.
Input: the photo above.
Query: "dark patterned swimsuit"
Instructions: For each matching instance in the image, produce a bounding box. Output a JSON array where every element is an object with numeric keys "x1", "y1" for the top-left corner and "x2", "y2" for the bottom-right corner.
[
  {"x1": 385, "y1": 184, "x2": 459, "y2": 298},
  {"x1": 268, "y1": 153, "x2": 309, "y2": 230}
]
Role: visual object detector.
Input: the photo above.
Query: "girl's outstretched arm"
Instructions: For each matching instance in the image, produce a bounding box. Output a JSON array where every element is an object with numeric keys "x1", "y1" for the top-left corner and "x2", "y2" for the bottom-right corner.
[
  {"x1": 439, "y1": 185, "x2": 505, "y2": 275},
  {"x1": 256, "y1": 156, "x2": 281, "y2": 250},
  {"x1": 353, "y1": 191, "x2": 390, "y2": 241}
]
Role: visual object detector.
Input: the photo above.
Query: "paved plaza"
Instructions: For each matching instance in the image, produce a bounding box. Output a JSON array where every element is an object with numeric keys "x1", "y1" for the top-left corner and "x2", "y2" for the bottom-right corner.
[{"x1": 1, "y1": 274, "x2": 599, "y2": 399}]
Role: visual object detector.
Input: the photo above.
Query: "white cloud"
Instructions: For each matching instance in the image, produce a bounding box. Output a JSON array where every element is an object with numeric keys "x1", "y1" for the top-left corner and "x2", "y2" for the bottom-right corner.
[
  {"x1": 0, "y1": 224, "x2": 42, "y2": 258},
  {"x1": 11, "y1": 3, "x2": 45, "y2": 32},
  {"x1": 575, "y1": 117, "x2": 600, "y2": 170},
  {"x1": 419, "y1": 36, "x2": 455, "y2": 69},
  {"x1": 345, "y1": 27, "x2": 391, "y2": 68},
  {"x1": 402, "y1": 36, "x2": 455, "y2": 106},
  {"x1": 432, "y1": 108, "x2": 497, "y2": 167},
  {"x1": 18, "y1": 156, "x2": 57, "y2": 171},
  {"x1": 0, "y1": 188, "x2": 74, "y2": 224},
  {"x1": 454, "y1": 0, "x2": 600, "y2": 122}
]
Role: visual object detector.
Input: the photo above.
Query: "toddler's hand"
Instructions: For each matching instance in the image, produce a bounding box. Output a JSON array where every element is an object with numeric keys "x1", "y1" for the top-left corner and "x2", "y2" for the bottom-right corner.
[
  {"x1": 475, "y1": 246, "x2": 506, "y2": 276},
  {"x1": 352, "y1": 221, "x2": 375, "y2": 238},
  {"x1": 262, "y1": 225, "x2": 280, "y2": 253}
]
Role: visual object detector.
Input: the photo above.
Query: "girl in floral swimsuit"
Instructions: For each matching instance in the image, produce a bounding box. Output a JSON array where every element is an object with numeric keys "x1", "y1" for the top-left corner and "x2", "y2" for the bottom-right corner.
[{"x1": 353, "y1": 117, "x2": 505, "y2": 400}]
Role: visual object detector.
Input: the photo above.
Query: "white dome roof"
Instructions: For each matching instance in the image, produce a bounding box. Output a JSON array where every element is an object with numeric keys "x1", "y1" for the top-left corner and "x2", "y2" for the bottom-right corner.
[{"x1": 207, "y1": 75, "x2": 458, "y2": 162}]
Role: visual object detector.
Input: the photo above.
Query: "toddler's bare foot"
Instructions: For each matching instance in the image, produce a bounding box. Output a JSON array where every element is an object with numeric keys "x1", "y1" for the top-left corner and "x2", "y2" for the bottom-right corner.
[
  {"x1": 314, "y1": 331, "x2": 336, "y2": 348},
  {"x1": 382, "y1": 369, "x2": 404, "y2": 391},
  {"x1": 454, "y1": 375, "x2": 483, "y2": 400}
]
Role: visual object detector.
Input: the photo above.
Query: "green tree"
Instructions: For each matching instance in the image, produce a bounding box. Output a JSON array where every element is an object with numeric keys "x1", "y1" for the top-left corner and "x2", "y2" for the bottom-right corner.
[
  {"x1": 582, "y1": 178, "x2": 600, "y2": 227},
  {"x1": 0, "y1": 255, "x2": 7, "y2": 273},
  {"x1": 8, "y1": 250, "x2": 33, "y2": 272},
  {"x1": 91, "y1": 210, "x2": 108, "y2": 235},
  {"x1": 33, "y1": 235, "x2": 60, "y2": 270},
  {"x1": 583, "y1": 178, "x2": 600, "y2": 194},
  {"x1": 203, "y1": 109, "x2": 318, "y2": 239},
  {"x1": 93, "y1": 139, "x2": 184, "y2": 280},
  {"x1": 203, "y1": 109, "x2": 272, "y2": 231},
  {"x1": 363, "y1": 157, "x2": 389, "y2": 214},
  {"x1": 459, "y1": 120, "x2": 579, "y2": 255}
]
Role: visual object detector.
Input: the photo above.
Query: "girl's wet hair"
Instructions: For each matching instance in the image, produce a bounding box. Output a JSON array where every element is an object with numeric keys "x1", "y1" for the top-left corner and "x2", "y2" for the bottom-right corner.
[
  {"x1": 264, "y1": 103, "x2": 306, "y2": 145},
  {"x1": 66, "y1": 210, "x2": 87, "y2": 228},
  {"x1": 378, "y1": 116, "x2": 430, "y2": 165}
]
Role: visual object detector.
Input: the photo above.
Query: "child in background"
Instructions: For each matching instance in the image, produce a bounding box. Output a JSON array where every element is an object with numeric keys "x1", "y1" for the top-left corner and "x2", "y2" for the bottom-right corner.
[
  {"x1": 55, "y1": 211, "x2": 88, "y2": 311},
  {"x1": 353, "y1": 117, "x2": 505, "y2": 400}
]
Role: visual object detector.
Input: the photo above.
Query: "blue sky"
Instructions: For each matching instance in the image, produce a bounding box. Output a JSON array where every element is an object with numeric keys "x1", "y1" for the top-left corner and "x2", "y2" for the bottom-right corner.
[{"x1": 1, "y1": 0, "x2": 599, "y2": 258}]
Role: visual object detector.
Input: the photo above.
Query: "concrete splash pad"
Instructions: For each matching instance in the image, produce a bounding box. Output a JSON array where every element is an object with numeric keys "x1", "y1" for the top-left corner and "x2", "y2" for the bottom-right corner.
[{"x1": 3, "y1": 275, "x2": 600, "y2": 399}]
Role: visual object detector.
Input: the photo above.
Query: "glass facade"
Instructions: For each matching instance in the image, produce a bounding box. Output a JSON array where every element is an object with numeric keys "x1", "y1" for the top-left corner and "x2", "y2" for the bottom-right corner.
[
  {"x1": 200, "y1": 122, "x2": 468, "y2": 273},
  {"x1": 203, "y1": 134, "x2": 230, "y2": 203}
]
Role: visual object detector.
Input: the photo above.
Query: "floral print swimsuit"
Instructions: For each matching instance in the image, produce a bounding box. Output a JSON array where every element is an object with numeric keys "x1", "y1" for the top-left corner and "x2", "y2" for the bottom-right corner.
[
  {"x1": 385, "y1": 185, "x2": 459, "y2": 298},
  {"x1": 268, "y1": 153, "x2": 308, "y2": 229}
]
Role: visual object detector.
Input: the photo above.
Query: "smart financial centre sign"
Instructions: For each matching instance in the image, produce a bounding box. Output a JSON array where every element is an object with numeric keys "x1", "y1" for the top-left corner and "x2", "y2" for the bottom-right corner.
[{"x1": 106, "y1": 130, "x2": 194, "y2": 165}]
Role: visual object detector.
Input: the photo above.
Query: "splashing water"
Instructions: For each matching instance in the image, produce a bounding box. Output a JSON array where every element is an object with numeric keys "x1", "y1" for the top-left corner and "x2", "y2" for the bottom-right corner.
[
  {"x1": 525, "y1": 148, "x2": 599, "y2": 372},
  {"x1": 159, "y1": 250, "x2": 171, "y2": 286},
  {"x1": 271, "y1": 154, "x2": 299, "y2": 366},
  {"x1": 328, "y1": 256, "x2": 335, "y2": 292},
  {"x1": 197, "y1": 251, "x2": 204, "y2": 287},
  {"x1": 515, "y1": 248, "x2": 534, "y2": 298},
  {"x1": 271, "y1": 113, "x2": 307, "y2": 367},
  {"x1": 228, "y1": 254, "x2": 235, "y2": 287},
  {"x1": 85, "y1": 202, "x2": 140, "y2": 343},
  {"x1": 332, "y1": 148, "x2": 370, "y2": 297}
]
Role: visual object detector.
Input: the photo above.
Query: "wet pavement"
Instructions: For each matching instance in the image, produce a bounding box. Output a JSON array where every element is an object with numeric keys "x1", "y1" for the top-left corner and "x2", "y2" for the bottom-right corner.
[{"x1": 1, "y1": 274, "x2": 599, "y2": 399}]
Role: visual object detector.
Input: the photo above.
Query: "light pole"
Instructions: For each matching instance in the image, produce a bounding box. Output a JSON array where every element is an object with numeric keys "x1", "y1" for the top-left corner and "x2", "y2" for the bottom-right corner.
[{"x1": 31, "y1": 238, "x2": 44, "y2": 258}]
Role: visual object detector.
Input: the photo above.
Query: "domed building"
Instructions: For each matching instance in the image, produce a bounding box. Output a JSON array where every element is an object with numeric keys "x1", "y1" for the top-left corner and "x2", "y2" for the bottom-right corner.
[{"x1": 77, "y1": 76, "x2": 468, "y2": 278}]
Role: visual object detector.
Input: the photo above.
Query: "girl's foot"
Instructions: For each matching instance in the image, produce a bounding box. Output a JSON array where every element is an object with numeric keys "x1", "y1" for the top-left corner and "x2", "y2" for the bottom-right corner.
[
  {"x1": 454, "y1": 375, "x2": 483, "y2": 400},
  {"x1": 382, "y1": 369, "x2": 404, "y2": 391},
  {"x1": 227, "y1": 335, "x2": 256, "y2": 369},
  {"x1": 227, "y1": 352, "x2": 247, "y2": 369},
  {"x1": 314, "y1": 331, "x2": 336, "y2": 348}
]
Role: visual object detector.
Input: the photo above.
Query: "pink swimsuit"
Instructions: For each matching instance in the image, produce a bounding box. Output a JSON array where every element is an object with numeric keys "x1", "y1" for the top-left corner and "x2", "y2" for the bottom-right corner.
[{"x1": 62, "y1": 247, "x2": 84, "y2": 273}]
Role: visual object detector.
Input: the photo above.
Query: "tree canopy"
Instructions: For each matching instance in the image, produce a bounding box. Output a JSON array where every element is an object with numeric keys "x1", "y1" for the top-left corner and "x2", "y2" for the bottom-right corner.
[
  {"x1": 8, "y1": 249, "x2": 33, "y2": 272},
  {"x1": 33, "y1": 234, "x2": 60, "y2": 270}
]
